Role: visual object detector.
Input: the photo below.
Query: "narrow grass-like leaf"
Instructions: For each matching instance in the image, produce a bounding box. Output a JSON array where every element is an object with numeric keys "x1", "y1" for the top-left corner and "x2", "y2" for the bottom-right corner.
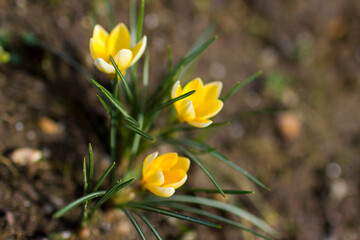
[
  {"x1": 155, "y1": 90, "x2": 195, "y2": 111},
  {"x1": 135, "y1": 211, "x2": 163, "y2": 240},
  {"x1": 105, "y1": 0, "x2": 116, "y2": 29},
  {"x1": 136, "y1": 0, "x2": 145, "y2": 42},
  {"x1": 109, "y1": 56, "x2": 134, "y2": 102},
  {"x1": 167, "y1": 138, "x2": 269, "y2": 190},
  {"x1": 181, "y1": 36, "x2": 217, "y2": 67},
  {"x1": 123, "y1": 124, "x2": 154, "y2": 141},
  {"x1": 83, "y1": 157, "x2": 88, "y2": 194},
  {"x1": 90, "y1": 178, "x2": 135, "y2": 217},
  {"x1": 158, "y1": 121, "x2": 230, "y2": 136},
  {"x1": 182, "y1": 188, "x2": 254, "y2": 195},
  {"x1": 141, "y1": 52, "x2": 149, "y2": 111},
  {"x1": 90, "y1": 79, "x2": 138, "y2": 125},
  {"x1": 177, "y1": 146, "x2": 225, "y2": 197},
  {"x1": 122, "y1": 209, "x2": 146, "y2": 240},
  {"x1": 53, "y1": 191, "x2": 106, "y2": 218},
  {"x1": 165, "y1": 203, "x2": 271, "y2": 240},
  {"x1": 129, "y1": 0, "x2": 137, "y2": 44},
  {"x1": 93, "y1": 162, "x2": 116, "y2": 192},
  {"x1": 144, "y1": 195, "x2": 277, "y2": 236},
  {"x1": 88, "y1": 143, "x2": 94, "y2": 191},
  {"x1": 123, "y1": 203, "x2": 221, "y2": 229},
  {"x1": 221, "y1": 71, "x2": 262, "y2": 102},
  {"x1": 97, "y1": 95, "x2": 110, "y2": 113}
]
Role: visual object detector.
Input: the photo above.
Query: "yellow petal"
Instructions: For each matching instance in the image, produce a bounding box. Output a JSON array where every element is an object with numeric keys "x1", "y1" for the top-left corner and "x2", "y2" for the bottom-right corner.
[
  {"x1": 171, "y1": 81, "x2": 182, "y2": 99},
  {"x1": 182, "y1": 78, "x2": 203, "y2": 94},
  {"x1": 195, "y1": 100, "x2": 223, "y2": 120},
  {"x1": 130, "y1": 36, "x2": 147, "y2": 66},
  {"x1": 142, "y1": 151, "x2": 159, "y2": 176},
  {"x1": 201, "y1": 81, "x2": 223, "y2": 100},
  {"x1": 114, "y1": 49, "x2": 133, "y2": 71},
  {"x1": 177, "y1": 99, "x2": 195, "y2": 121},
  {"x1": 107, "y1": 23, "x2": 131, "y2": 57},
  {"x1": 94, "y1": 58, "x2": 115, "y2": 74},
  {"x1": 89, "y1": 38, "x2": 108, "y2": 61},
  {"x1": 144, "y1": 169, "x2": 164, "y2": 186},
  {"x1": 188, "y1": 119, "x2": 213, "y2": 128},
  {"x1": 171, "y1": 157, "x2": 190, "y2": 172},
  {"x1": 92, "y1": 24, "x2": 109, "y2": 45},
  {"x1": 163, "y1": 169, "x2": 187, "y2": 189},
  {"x1": 147, "y1": 185, "x2": 175, "y2": 197},
  {"x1": 148, "y1": 153, "x2": 178, "y2": 172}
]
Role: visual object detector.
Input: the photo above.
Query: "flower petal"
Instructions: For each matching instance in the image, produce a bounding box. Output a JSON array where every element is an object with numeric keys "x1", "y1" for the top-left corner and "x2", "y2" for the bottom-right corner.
[
  {"x1": 142, "y1": 151, "x2": 159, "y2": 176},
  {"x1": 89, "y1": 38, "x2": 108, "y2": 61},
  {"x1": 147, "y1": 185, "x2": 175, "y2": 197},
  {"x1": 195, "y1": 100, "x2": 223, "y2": 120},
  {"x1": 201, "y1": 81, "x2": 223, "y2": 100},
  {"x1": 94, "y1": 58, "x2": 115, "y2": 74},
  {"x1": 130, "y1": 36, "x2": 147, "y2": 66},
  {"x1": 92, "y1": 24, "x2": 109, "y2": 45},
  {"x1": 114, "y1": 49, "x2": 133, "y2": 72},
  {"x1": 188, "y1": 119, "x2": 213, "y2": 128},
  {"x1": 171, "y1": 157, "x2": 190, "y2": 172},
  {"x1": 177, "y1": 99, "x2": 195, "y2": 121},
  {"x1": 144, "y1": 169, "x2": 164, "y2": 186},
  {"x1": 107, "y1": 23, "x2": 131, "y2": 57},
  {"x1": 182, "y1": 78, "x2": 203, "y2": 95},
  {"x1": 171, "y1": 81, "x2": 182, "y2": 99},
  {"x1": 148, "y1": 153, "x2": 178, "y2": 172},
  {"x1": 163, "y1": 169, "x2": 187, "y2": 189}
]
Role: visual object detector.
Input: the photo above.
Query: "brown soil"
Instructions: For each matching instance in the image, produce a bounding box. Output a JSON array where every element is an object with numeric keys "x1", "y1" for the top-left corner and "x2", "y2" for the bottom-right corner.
[{"x1": 1, "y1": 0, "x2": 360, "y2": 239}]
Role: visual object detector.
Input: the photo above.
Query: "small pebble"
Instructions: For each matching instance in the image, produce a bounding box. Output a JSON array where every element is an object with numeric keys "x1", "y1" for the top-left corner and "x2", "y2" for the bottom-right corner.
[
  {"x1": 39, "y1": 117, "x2": 62, "y2": 135},
  {"x1": 276, "y1": 112, "x2": 301, "y2": 140},
  {"x1": 10, "y1": 148, "x2": 42, "y2": 166},
  {"x1": 26, "y1": 130, "x2": 37, "y2": 140},
  {"x1": 15, "y1": 122, "x2": 24, "y2": 131},
  {"x1": 210, "y1": 62, "x2": 226, "y2": 79},
  {"x1": 326, "y1": 162, "x2": 341, "y2": 179}
]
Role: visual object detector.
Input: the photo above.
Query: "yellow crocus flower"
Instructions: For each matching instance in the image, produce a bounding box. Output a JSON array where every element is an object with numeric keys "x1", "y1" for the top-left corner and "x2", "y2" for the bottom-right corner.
[
  {"x1": 89, "y1": 23, "x2": 147, "y2": 75},
  {"x1": 141, "y1": 152, "x2": 190, "y2": 197},
  {"x1": 172, "y1": 78, "x2": 223, "y2": 128}
]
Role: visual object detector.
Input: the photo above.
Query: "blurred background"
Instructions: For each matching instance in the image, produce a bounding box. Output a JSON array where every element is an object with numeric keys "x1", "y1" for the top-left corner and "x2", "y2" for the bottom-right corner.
[{"x1": 0, "y1": 0, "x2": 359, "y2": 239}]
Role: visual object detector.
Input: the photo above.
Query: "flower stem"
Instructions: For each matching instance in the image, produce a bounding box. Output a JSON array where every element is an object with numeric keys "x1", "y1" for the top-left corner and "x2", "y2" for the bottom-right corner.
[{"x1": 110, "y1": 75, "x2": 118, "y2": 184}]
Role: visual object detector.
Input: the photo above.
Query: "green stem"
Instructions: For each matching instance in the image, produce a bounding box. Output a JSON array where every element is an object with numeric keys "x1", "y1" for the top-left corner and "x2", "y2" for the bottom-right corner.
[{"x1": 110, "y1": 76, "x2": 118, "y2": 184}]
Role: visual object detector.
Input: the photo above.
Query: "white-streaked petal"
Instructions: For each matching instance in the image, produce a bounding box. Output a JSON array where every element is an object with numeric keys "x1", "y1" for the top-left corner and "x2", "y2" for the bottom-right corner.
[
  {"x1": 163, "y1": 169, "x2": 187, "y2": 189},
  {"x1": 172, "y1": 81, "x2": 181, "y2": 99},
  {"x1": 202, "y1": 81, "x2": 223, "y2": 99},
  {"x1": 142, "y1": 151, "x2": 159, "y2": 176},
  {"x1": 147, "y1": 185, "x2": 175, "y2": 198},
  {"x1": 178, "y1": 99, "x2": 195, "y2": 121},
  {"x1": 94, "y1": 58, "x2": 115, "y2": 74},
  {"x1": 114, "y1": 49, "x2": 133, "y2": 69},
  {"x1": 144, "y1": 169, "x2": 165, "y2": 186},
  {"x1": 196, "y1": 100, "x2": 224, "y2": 120},
  {"x1": 89, "y1": 38, "x2": 107, "y2": 61},
  {"x1": 107, "y1": 23, "x2": 131, "y2": 57},
  {"x1": 92, "y1": 24, "x2": 109, "y2": 45},
  {"x1": 188, "y1": 119, "x2": 213, "y2": 128},
  {"x1": 130, "y1": 36, "x2": 147, "y2": 66}
]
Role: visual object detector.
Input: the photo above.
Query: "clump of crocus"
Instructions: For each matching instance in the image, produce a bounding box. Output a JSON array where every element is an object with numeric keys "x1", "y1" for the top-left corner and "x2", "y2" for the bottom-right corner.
[
  {"x1": 141, "y1": 152, "x2": 190, "y2": 197},
  {"x1": 172, "y1": 78, "x2": 223, "y2": 128},
  {"x1": 89, "y1": 23, "x2": 147, "y2": 75}
]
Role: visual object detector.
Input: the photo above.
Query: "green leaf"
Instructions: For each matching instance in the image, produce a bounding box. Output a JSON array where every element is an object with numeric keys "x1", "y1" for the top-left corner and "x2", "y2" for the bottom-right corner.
[
  {"x1": 158, "y1": 121, "x2": 230, "y2": 136},
  {"x1": 109, "y1": 56, "x2": 134, "y2": 103},
  {"x1": 53, "y1": 191, "x2": 106, "y2": 218},
  {"x1": 221, "y1": 71, "x2": 262, "y2": 102},
  {"x1": 83, "y1": 157, "x2": 88, "y2": 194},
  {"x1": 105, "y1": 0, "x2": 116, "y2": 29},
  {"x1": 123, "y1": 124, "x2": 154, "y2": 141},
  {"x1": 165, "y1": 203, "x2": 271, "y2": 240},
  {"x1": 90, "y1": 79, "x2": 138, "y2": 125},
  {"x1": 141, "y1": 52, "x2": 149, "y2": 112},
  {"x1": 167, "y1": 138, "x2": 270, "y2": 190},
  {"x1": 88, "y1": 143, "x2": 94, "y2": 191},
  {"x1": 122, "y1": 209, "x2": 147, "y2": 240},
  {"x1": 181, "y1": 188, "x2": 254, "y2": 195},
  {"x1": 181, "y1": 36, "x2": 217, "y2": 68},
  {"x1": 136, "y1": 0, "x2": 145, "y2": 42},
  {"x1": 97, "y1": 95, "x2": 111, "y2": 113},
  {"x1": 90, "y1": 178, "x2": 135, "y2": 217},
  {"x1": 177, "y1": 146, "x2": 225, "y2": 197},
  {"x1": 155, "y1": 90, "x2": 196, "y2": 111},
  {"x1": 135, "y1": 211, "x2": 163, "y2": 240},
  {"x1": 144, "y1": 195, "x2": 277, "y2": 236},
  {"x1": 93, "y1": 162, "x2": 116, "y2": 192},
  {"x1": 123, "y1": 202, "x2": 221, "y2": 229}
]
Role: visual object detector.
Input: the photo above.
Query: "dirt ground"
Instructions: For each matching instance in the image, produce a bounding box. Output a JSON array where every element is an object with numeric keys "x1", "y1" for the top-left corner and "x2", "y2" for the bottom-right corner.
[{"x1": 1, "y1": 0, "x2": 360, "y2": 239}]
